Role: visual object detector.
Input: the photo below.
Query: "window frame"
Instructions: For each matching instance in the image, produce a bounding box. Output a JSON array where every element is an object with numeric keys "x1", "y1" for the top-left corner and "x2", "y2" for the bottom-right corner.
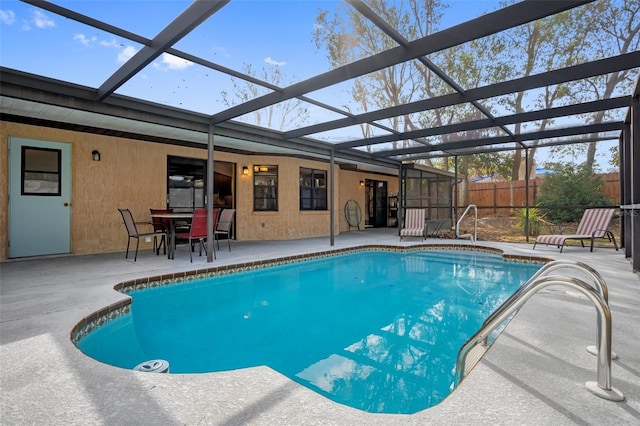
[
  {"x1": 167, "y1": 155, "x2": 207, "y2": 212},
  {"x1": 253, "y1": 165, "x2": 278, "y2": 211},
  {"x1": 21, "y1": 146, "x2": 62, "y2": 196},
  {"x1": 299, "y1": 167, "x2": 327, "y2": 211}
]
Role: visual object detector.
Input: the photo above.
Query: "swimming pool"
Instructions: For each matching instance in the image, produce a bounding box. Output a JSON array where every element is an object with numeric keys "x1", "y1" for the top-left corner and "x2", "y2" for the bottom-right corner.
[{"x1": 75, "y1": 248, "x2": 542, "y2": 414}]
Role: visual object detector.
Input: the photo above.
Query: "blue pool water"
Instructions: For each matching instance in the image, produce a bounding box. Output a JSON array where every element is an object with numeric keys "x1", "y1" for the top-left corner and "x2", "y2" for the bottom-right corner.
[{"x1": 77, "y1": 249, "x2": 540, "y2": 414}]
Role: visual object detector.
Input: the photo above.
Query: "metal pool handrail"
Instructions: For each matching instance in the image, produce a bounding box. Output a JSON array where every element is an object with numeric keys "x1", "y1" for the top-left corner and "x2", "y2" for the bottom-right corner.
[
  {"x1": 455, "y1": 204, "x2": 477, "y2": 242},
  {"x1": 482, "y1": 260, "x2": 608, "y2": 329},
  {"x1": 480, "y1": 260, "x2": 614, "y2": 359},
  {"x1": 455, "y1": 275, "x2": 624, "y2": 401}
]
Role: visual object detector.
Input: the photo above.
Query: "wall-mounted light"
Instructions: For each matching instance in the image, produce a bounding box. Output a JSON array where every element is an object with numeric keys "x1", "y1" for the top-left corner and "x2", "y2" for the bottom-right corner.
[
  {"x1": 92, "y1": 150, "x2": 101, "y2": 161},
  {"x1": 359, "y1": 180, "x2": 365, "y2": 187},
  {"x1": 242, "y1": 166, "x2": 249, "y2": 176}
]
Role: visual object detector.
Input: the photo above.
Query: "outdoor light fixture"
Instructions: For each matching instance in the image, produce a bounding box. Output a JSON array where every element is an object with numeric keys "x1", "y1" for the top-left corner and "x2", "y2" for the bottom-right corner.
[
  {"x1": 359, "y1": 180, "x2": 365, "y2": 187},
  {"x1": 242, "y1": 166, "x2": 249, "y2": 175},
  {"x1": 92, "y1": 150, "x2": 101, "y2": 161}
]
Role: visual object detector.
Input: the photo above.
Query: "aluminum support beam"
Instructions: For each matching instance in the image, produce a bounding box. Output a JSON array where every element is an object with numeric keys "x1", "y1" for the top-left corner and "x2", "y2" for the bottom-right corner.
[
  {"x1": 294, "y1": 52, "x2": 639, "y2": 141},
  {"x1": 207, "y1": 123, "x2": 215, "y2": 263},
  {"x1": 98, "y1": 1, "x2": 230, "y2": 99},
  {"x1": 373, "y1": 122, "x2": 623, "y2": 158},
  {"x1": 211, "y1": 0, "x2": 591, "y2": 124},
  {"x1": 335, "y1": 97, "x2": 631, "y2": 150}
]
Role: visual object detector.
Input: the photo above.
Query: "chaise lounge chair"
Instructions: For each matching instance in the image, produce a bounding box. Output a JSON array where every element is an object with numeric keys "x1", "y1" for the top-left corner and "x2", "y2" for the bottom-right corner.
[
  {"x1": 400, "y1": 208, "x2": 426, "y2": 241},
  {"x1": 533, "y1": 208, "x2": 618, "y2": 253}
]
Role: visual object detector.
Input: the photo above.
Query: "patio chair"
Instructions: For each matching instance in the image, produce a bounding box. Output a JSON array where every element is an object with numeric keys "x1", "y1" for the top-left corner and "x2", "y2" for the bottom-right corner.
[
  {"x1": 215, "y1": 208, "x2": 236, "y2": 251},
  {"x1": 533, "y1": 208, "x2": 618, "y2": 253},
  {"x1": 344, "y1": 200, "x2": 362, "y2": 231},
  {"x1": 149, "y1": 208, "x2": 172, "y2": 255},
  {"x1": 400, "y1": 208, "x2": 426, "y2": 241},
  {"x1": 118, "y1": 208, "x2": 167, "y2": 261},
  {"x1": 425, "y1": 219, "x2": 447, "y2": 238},
  {"x1": 175, "y1": 208, "x2": 221, "y2": 262}
]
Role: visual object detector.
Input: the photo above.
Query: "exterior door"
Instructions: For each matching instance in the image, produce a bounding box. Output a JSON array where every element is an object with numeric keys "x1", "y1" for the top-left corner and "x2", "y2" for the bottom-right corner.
[
  {"x1": 374, "y1": 181, "x2": 388, "y2": 227},
  {"x1": 364, "y1": 179, "x2": 388, "y2": 228},
  {"x1": 8, "y1": 137, "x2": 72, "y2": 258}
]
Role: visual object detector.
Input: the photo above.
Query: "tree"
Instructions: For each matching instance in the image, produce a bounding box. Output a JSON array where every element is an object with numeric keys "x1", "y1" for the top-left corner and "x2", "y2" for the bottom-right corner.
[
  {"x1": 477, "y1": 1, "x2": 594, "y2": 180},
  {"x1": 314, "y1": 0, "x2": 508, "y2": 188},
  {"x1": 314, "y1": 0, "x2": 448, "y2": 152},
  {"x1": 220, "y1": 63, "x2": 309, "y2": 130},
  {"x1": 551, "y1": 0, "x2": 640, "y2": 170},
  {"x1": 312, "y1": 0, "x2": 637, "y2": 182},
  {"x1": 536, "y1": 162, "x2": 611, "y2": 223}
]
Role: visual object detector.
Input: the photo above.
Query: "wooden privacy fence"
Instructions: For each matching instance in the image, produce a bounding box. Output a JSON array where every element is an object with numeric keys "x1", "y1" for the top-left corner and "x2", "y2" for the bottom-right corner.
[{"x1": 464, "y1": 173, "x2": 620, "y2": 216}]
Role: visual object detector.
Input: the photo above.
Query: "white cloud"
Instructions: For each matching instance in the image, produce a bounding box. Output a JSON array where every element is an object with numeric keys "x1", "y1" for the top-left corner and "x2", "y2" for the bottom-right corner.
[
  {"x1": 0, "y1": 10, "x2": 15, "y2": 25},
  {"x1": 155, "y1": 53, "x2": 194, "y2": 70},
  {"x1": 265, "y1": 56, "x2": 286, "y2": 66},
  {"x1": 32, "y1": 10, "x2": 54, "y2": 29},
  {"x1": 73, "y1": 33, "x2": 97, "y2": 47},
  {"x1": 118, "y1": 46, "x2": 137, "y2": 63},
  {"x1": 100, "y1": 38, "x2": 121, "y2": 49},
  {"x1": 82, "y1": 36, "x2": 133, "y2": 64}
]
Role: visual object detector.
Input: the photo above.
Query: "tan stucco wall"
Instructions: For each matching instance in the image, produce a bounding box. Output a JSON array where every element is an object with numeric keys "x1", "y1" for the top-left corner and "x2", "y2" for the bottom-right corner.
[
  {"x1": 236, "y1": 156, "x2": 339, "y2": 240},
  {"x1": 1, "y1": 121, "x2": 398, "y2": 260},
  {"x1": 337, "y1": 171, "x2": 399, "y2": 231}
]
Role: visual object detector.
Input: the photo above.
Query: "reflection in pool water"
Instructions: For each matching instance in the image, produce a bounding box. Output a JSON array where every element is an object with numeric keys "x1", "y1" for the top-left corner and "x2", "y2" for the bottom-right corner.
[{"x1": 76, "y1": 250, "x2": 540, "y2": 414}]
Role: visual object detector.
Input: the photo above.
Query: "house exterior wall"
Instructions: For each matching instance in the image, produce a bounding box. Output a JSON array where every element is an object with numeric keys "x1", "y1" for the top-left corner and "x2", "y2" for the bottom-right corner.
[{"x1": 0, "y1": 121, "x2": 399, "y2": 260}]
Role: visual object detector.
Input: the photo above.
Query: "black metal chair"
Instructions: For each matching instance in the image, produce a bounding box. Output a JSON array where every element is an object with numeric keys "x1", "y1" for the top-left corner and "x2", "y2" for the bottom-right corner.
[
  {"x1": 149, "y1": 208, "x2": 173, "y2": 255},
  {"x1": 215, "y1": 208, "x2": 236, "y2": 251},
  {"x1": 118, "y1": 208, "x2": 166, "y2": 261}
]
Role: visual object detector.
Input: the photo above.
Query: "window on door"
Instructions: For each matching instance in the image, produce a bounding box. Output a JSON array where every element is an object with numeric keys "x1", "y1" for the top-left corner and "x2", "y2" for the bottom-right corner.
[
  {"x1": 166, "y1": 156, "x2": 235, "y2": 211},
  {"x1": 167, "y1": 155, "x2": 206, "y2": 212},
  {"x1": 21, "y1": 146, "x2": 61, "y2": 196}
]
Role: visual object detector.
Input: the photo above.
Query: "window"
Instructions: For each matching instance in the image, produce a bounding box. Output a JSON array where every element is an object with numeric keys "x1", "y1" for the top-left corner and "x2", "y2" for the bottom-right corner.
[
  {"x1": 254, "y1": 165, "x2": 278, "y2": 211},
  {"x1": 299, "y1": 168, "x2": 327, "y2": 210},
  {"x1": 21, "y1": 146, "x2": 61, "y2": 196},
  {"x1": 167, "y1": 155, "x2": 206, "y2": 212}
]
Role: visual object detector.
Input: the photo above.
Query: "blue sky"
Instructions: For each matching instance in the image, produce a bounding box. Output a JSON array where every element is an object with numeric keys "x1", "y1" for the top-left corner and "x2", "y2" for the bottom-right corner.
[
  {"x1": 0, "y1": 1, "x2": 623, "y2": 171},
  {"x1": 0, "y1": 1, "x2": 497, "y2": 105}
]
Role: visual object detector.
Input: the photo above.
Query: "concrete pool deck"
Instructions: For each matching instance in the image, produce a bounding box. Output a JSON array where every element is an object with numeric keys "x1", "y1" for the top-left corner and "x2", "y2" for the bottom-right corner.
[{"x1": 1, "y1": 228, "x2": 639, "y2": 425}]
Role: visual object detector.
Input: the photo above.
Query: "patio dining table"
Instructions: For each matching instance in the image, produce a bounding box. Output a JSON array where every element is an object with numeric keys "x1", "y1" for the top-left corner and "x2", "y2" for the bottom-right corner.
[{"x1": 149, "y1": 212, "x2": 193, "y2": 259}]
